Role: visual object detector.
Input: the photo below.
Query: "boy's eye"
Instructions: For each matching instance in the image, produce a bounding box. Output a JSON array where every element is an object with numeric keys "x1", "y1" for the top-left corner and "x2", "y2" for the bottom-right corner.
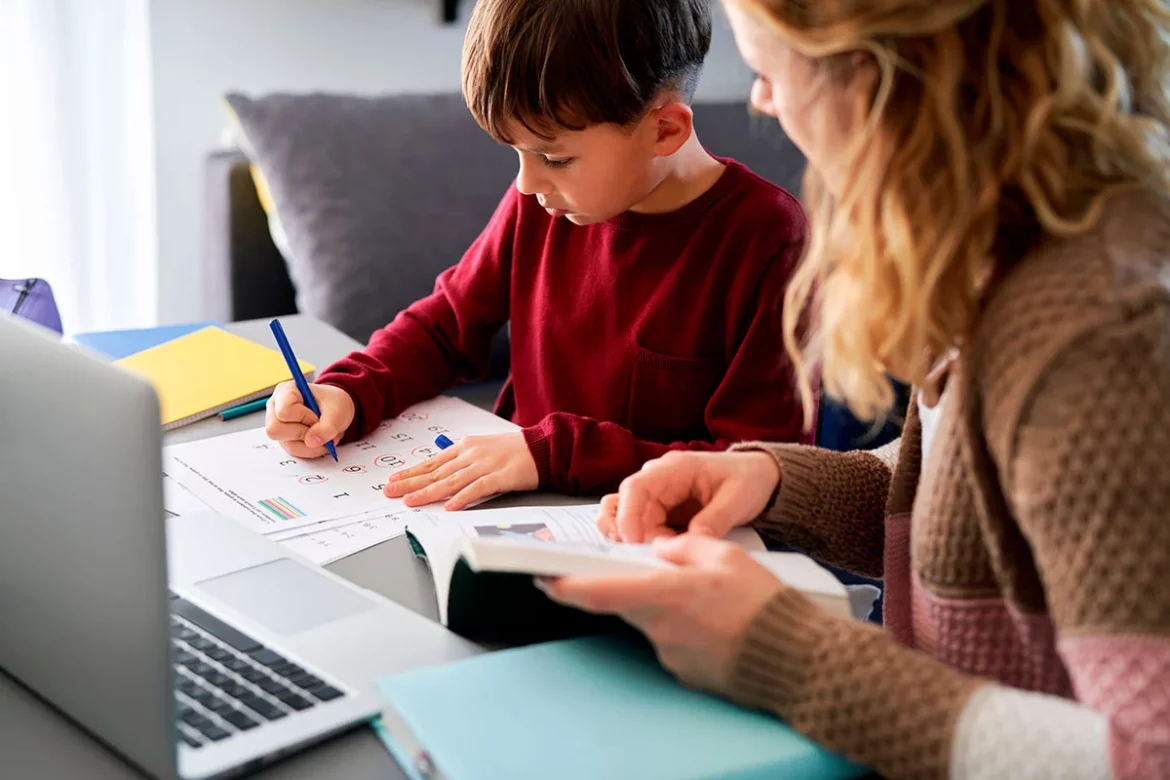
[{"x1": 542, "y1": 156, "x2": 573, "y2": 169}]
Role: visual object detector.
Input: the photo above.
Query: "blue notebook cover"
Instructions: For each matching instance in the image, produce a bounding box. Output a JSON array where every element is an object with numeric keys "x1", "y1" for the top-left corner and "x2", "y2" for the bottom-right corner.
[
  {"x1": 72, "y1": 321, "x2": 222, "y2": 359},
  {"x1": 375, "y1": 635, "x2": 867, "y2": 780}
]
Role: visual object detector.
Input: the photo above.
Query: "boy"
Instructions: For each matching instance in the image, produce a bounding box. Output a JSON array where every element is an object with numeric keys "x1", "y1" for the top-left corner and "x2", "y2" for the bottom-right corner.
[{"x1": 265, "y1": 0, "x2": 811, "y2": 510}]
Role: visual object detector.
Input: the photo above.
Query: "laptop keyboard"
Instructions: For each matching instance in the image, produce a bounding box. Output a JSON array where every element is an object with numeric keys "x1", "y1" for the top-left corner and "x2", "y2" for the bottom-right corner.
[{"x1": 168, "y1": 593, "x2": 345, "y2": 749}]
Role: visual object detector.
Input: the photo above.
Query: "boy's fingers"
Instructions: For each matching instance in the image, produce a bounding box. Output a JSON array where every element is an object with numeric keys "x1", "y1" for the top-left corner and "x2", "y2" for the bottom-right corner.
[
  {"x1": 273, "y1": 391, "x2": 316, "y2": 426},
  {"x1": 445, "y1": 475, "x2": 499, "y2": 512},
  {"x1": 304, "y1": 421, "x2": 342, "y2": 449},
  {"x1": 402, "y1": 464, "x2": 481, "y2": 507},
  {"x1": 384, "y1": 456, "x2": 467, "y2": 498},
  {"x1": 389, "y1": 446, "x2": 461, "y2": 482},
  {"x1": 279, "y1": 439, "x2": 327, "y2": 459},
  {"x1": 266, "y1": 420, "x2": 311, "y2": 443}
]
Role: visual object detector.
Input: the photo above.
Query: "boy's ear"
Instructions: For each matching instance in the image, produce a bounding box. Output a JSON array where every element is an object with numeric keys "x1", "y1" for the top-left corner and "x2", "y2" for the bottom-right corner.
[{"x1": 650, "y1": 101, "x2": 695, "y2": 157}]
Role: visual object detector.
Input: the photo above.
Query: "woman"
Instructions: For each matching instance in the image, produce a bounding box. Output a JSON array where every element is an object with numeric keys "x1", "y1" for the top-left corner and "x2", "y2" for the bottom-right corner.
[{"x1": 541, "y1": 1, "x2": 1170, "y2": 778}]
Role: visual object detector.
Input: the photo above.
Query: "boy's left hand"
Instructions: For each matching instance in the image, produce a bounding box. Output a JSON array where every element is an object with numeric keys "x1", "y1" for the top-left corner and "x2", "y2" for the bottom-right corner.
[{"x1": 384, "y1": 432, "x2": 540, "y2": 510}]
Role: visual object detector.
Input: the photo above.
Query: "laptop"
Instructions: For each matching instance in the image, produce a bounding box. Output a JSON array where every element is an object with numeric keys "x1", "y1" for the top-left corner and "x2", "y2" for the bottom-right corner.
[{"x1": 0, "y1": 315, "x2": 479, "y2": 779}]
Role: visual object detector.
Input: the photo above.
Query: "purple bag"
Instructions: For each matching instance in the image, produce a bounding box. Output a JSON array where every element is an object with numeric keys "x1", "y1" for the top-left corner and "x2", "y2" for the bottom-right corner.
[{"x1": 1, "y1": 278, "x2": 63, "y2": 334}]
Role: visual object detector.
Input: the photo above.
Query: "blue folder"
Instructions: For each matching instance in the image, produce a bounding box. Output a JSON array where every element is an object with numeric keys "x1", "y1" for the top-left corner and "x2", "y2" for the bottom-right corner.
[
  {"x1": 375, "y1": 634, "x2": 867, "y2": 780},
  {"x1": 72, "y1": 321, "x2": 222, "y2": 359}
]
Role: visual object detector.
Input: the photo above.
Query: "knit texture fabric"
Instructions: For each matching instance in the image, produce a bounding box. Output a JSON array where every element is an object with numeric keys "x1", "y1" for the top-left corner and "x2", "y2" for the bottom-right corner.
[
  {"x1": 949, "y1": 685, "x2": 1112, "y2": 780},
  {"x1": 724, "y1": 191, "x2": 1170, "y2": 779}
]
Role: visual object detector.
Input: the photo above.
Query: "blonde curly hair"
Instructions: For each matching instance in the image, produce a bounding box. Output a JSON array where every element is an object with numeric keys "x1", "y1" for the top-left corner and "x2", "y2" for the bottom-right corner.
[{"x1": 737, "y1": 0, "x2": 1170, "y2": 423}]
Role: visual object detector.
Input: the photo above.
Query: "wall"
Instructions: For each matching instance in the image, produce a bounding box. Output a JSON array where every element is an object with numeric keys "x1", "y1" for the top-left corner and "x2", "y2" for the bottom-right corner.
[{"x1": 150, "y1": 0, "x2": 754, "y2": 323}]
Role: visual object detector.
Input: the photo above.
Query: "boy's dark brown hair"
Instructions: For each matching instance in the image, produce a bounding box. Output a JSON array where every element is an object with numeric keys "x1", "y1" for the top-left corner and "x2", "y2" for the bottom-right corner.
[{"x1": 462, "y1": 0, "x2": 713, "y2": 143}]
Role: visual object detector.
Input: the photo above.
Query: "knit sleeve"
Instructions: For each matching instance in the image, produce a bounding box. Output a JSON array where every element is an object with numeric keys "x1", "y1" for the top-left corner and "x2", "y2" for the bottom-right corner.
[
  {"x1": 996, "y1": 300, "x2": 1170, "y2": 779},
  {"x1": 729, "y1": 437, "x2": 899, "y2": 577},
  {"x1": 726, "y1": 587, "x2": 984, "y2": 779}
]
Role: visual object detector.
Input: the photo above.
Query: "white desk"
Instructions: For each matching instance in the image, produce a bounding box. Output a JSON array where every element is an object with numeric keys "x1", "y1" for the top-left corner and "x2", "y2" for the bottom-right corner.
[{"x1": 1, "y1": 315, "x2": 576, "y2": 779}]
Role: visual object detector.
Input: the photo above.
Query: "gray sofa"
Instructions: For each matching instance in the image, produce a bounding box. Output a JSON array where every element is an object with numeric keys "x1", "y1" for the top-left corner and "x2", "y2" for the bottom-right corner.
[{"x1": 203, "y1": 95, "x2": 806, "y2": 330}]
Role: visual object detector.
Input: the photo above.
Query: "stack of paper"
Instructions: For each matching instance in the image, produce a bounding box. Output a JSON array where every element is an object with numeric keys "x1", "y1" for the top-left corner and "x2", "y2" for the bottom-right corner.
[{"x1": 162, "y1": 395, "x2": 522, "y2": 565}]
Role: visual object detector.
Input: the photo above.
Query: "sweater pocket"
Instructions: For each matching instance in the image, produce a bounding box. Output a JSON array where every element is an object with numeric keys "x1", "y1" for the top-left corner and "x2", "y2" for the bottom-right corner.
[{"x1": 629, "y1": 346, "x2": 724, "y2": 443}]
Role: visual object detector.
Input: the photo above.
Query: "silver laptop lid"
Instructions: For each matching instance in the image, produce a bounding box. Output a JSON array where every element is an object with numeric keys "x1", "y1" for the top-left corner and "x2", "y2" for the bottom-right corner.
[{"x1": 0, "y1": 315, "x2": 176, "y2": 780}]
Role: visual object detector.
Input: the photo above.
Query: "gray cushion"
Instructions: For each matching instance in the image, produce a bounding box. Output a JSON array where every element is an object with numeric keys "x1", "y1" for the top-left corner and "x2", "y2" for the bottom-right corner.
[
  {"x1": 223, "y1": 92, "x2": 807, "y2": 346},
  {"x1": 692, "y1": 105, "x2": 807, "y2": 198},
  {"x1": 225, "y1": 92, "x2": 519, "y2": 344}
]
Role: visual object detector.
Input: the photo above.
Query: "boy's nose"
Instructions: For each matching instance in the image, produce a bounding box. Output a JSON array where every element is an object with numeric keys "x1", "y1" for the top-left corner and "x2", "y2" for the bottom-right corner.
[{"x1": 515, "y1": 157, "x2": 551, "y2": 196}]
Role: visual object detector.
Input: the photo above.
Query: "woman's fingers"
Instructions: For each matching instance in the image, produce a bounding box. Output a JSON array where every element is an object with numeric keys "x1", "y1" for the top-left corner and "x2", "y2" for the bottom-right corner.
[
  {"x1": 597, "y1": 493, "x2": 620, "y2": 540},
  {"x1": 540, "y1": 571, "x2": 686, "y2": 614},
  {"x1": 614, "y1": 474, "x2": 663, "y2": 544},
  {"x1": 686, "y1": 488, "x2": 749, "y2": 537}
]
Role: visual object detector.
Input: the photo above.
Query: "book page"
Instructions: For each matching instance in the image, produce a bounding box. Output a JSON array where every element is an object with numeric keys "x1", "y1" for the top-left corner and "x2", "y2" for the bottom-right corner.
[
  {"x1": 406, "y1": 505, "x2": 602, "y2": 623},
  {"x1": 162, "y1": 396, "x2": 519, "y2": 536},
  {"x1": 408, "y1": 504, "x2": 607, "y2": 547}
]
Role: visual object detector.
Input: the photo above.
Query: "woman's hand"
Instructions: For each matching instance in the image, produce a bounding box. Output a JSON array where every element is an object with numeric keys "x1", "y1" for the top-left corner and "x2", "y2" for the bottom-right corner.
[
  {"x1": 541, "y1": 534, "x2": 787, "y2": 692},
  {"x1": 597, "y1": 450, "x2": 782, "y2": 543}
]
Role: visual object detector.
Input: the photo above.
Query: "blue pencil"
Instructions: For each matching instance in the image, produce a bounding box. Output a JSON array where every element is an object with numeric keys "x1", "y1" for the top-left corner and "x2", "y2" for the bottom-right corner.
[{"x1": 269, "y1": 319, "x2": 339, "y2": 462}]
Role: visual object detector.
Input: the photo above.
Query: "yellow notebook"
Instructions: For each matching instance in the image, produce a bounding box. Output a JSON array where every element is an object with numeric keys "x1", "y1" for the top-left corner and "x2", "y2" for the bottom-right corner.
[{"x1": 116, "y1": 326, "x2": 315, "y2": 430}]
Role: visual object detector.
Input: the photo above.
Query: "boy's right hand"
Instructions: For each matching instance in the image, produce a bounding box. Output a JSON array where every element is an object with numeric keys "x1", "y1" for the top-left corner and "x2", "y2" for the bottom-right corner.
[{"x1": 265, "y1": 381, "x2": 356, "y2": 459}]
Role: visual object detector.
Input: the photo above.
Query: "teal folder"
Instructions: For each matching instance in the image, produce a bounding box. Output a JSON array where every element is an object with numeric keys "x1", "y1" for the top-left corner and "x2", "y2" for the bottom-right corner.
[
  {"x1": 375, "y1": 635, "x2": 867, "y2": 780},
  {"x1": 72, "y1": 321, "x2": 221, "y2": 359}
]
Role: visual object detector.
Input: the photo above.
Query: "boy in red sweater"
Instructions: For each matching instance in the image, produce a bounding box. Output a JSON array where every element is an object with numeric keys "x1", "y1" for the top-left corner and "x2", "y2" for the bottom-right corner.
[{"x1": 265, "y1": 0, "x2": 811, "y2": 509}]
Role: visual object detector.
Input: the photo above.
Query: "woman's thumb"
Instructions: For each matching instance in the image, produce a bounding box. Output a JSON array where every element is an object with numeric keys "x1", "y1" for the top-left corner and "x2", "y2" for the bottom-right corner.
[{"x1": 686, "y1": 490, "x2": 742, "y2": 538}]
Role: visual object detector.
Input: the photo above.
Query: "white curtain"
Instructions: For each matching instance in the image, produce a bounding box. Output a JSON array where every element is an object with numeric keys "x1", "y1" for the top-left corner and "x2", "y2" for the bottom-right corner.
[{"x1": 0, "y1": 0, "x2": 157, "y2": 333}]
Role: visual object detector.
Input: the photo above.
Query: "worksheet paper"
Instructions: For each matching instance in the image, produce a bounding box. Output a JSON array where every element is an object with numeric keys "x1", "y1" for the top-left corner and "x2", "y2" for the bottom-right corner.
[
  {"x1": 162, "y1": 396, "x2": 519, "y2": 537},
  {"x1": 163, "y1": 474, "x2": 210, "y2": 518},
  {"x1": 276, "y1": 508, "x2": 420, "y2": 566},
  {"x1": 163, "y1": 478, "x2": 418, "y2": 566}
]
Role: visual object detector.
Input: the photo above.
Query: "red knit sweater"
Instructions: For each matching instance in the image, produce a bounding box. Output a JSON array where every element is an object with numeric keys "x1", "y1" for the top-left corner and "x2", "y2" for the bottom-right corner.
[{"x1": 317, "y1": 159, "x2": 811, "y2": 494}]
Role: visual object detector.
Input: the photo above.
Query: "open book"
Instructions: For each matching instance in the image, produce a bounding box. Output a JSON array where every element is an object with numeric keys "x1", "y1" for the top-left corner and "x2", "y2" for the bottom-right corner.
[{"x1": 405, "y1": 505, "x2": 853, "y2": 644}]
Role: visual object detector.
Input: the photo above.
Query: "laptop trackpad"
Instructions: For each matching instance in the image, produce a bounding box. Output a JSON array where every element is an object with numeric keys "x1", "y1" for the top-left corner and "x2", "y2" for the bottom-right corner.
[{"x1": 196, "y1": 558, "x2": 374, "y2": 636}]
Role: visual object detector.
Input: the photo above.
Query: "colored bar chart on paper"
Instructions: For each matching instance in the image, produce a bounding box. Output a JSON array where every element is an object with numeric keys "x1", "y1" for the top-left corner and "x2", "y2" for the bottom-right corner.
[{"x1": 258, "y1": 497, "x2": 307, "y2": 521}]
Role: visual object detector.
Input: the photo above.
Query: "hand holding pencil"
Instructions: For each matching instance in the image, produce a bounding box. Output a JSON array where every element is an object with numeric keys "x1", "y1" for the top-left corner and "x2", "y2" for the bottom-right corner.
[
  {"x1": 265, "y1": 319, "x2": 352, "y2": 461},
  {"x1": 264, "y1": 380, "x2": 355, "y2": 460}
]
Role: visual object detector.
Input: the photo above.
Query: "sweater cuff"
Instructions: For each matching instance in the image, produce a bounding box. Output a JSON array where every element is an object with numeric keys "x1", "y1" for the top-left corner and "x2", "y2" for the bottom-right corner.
[
  {"x1": 522, "y1": 425, "x2": 553, "y2": 489},
  {"x1": 726, "y1": 586, "x2": 828, "y2": 713},
  {"x1": 729, "y1": 442, "x2": 825, "y2": 530},
  {"x1": 730, "y1": 586, "x2": 983, "y2": 779}
]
